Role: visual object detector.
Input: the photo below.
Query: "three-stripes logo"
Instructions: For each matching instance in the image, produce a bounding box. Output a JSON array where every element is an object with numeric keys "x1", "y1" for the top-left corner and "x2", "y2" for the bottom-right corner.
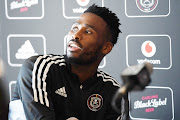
[
  {"x1": 7, "y1": 34, "x2": 46, "y2": 67},
  {"x1": 55, "y1": 87, "x2": 67, "y2": 98},
  {"x1": 15, "y1": 40, "x2": 38, "y2": 59}
]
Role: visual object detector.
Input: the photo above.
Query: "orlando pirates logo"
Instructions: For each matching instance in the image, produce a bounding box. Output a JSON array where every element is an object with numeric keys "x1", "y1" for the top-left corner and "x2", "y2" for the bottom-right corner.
[
  {"x1": 136, "y1": 0, "x2": 158, "y2": 13},
  {"x1": 87, "y1": 94, "x2": 103, "y2": 112}
]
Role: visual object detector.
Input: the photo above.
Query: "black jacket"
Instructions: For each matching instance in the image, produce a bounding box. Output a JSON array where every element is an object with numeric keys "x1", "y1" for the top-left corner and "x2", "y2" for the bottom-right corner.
[{"x1": 12, "y1": 54, "x2": 122, "y2": 120}]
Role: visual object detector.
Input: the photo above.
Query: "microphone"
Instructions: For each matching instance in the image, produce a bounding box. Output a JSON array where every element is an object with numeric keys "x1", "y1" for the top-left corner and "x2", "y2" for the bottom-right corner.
[
  {"x1": 120, "y1": 62, "x2": 153, "y2": 93},
  {"x1": 111, "y1": 62, "x2": 153, "y2": 114}
]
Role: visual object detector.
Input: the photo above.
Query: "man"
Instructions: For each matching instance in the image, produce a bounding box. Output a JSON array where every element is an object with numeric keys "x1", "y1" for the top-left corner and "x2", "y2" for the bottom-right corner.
[{"x1": 10, "y1": 4, "x2": 122, "y2": 120}]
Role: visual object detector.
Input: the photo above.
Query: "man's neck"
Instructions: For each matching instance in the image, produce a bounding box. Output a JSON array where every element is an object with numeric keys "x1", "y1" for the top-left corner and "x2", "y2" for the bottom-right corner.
[{"x1": 71, "y1": 63, "x2": 98, "y2": 84}]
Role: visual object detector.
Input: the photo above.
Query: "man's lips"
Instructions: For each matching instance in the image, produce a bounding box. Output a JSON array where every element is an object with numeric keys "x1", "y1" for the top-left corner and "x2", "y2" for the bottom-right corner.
[{"x1": 68, "y1": 41, "x2": 82, "y2": 51}]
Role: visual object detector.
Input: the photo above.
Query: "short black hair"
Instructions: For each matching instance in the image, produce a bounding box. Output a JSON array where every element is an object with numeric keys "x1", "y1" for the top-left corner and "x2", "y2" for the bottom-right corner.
[{"x1": 84, "y1": 4, "x2": 121, "y2": 45}]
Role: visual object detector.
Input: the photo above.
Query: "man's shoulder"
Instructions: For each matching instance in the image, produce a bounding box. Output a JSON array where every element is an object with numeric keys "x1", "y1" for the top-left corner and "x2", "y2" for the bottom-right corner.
[
  {"x1": 25, "y1": 54, "x2": 66, "y2": 66},
  {"x1": 22, "y1": 54, "x2": 67, "y2": 72},
  {"x1": 27, "y1": 54, "x2": 65, "y2": 62},
  {"x1": 19, "y1": 54, "x2": 67, "y2": 83},
  {"x1": 97, "y1": 69, "x2": 121, "y2": 88}
]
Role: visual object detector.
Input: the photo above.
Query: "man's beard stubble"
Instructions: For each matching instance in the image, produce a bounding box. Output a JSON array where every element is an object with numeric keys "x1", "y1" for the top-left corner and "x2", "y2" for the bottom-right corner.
[{"x1": 66, "y1": 47, "x2": 102, "y2": 65}]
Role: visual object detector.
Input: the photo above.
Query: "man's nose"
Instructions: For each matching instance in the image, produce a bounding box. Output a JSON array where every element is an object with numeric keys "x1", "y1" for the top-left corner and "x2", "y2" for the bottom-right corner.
[{"x1": 72, "y1": 30, "x2": 82, "y2": 41}]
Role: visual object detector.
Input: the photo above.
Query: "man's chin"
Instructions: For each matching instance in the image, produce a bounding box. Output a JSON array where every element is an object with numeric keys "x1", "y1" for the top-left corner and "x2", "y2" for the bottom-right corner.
[
  {"x1": 67, "y1": 52, "x2": 79, "y2": 60},
  {"x1": 66, "y1": 51, "x2": 99, "y2": 65},
  {"x1": 67, "y1": 57, "x2": 84, "y2": 65},
  {"x1": 66, "y1": 53, "x2": 81, "y2": 64}
]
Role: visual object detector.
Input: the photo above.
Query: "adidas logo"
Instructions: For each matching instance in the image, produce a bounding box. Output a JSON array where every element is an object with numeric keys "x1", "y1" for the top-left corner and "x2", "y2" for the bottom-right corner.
[
  {"x1": 55, "y1": 87, "x2": 67, "y2": 98},
  {"x1": 15, "y1": 40, "x2": 38, "y2": 59}
]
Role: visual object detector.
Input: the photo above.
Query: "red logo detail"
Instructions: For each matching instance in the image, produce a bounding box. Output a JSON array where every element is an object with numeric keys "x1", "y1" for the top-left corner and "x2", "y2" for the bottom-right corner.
[
  {"x1": 81, "y1": 0, "x2": 85, "y2": 2},
  {"x1": 145, "y1": 42, "x2": 152, "y2": 53},
  {"x1": 141, "y1": 41, "x2": 156, "y2": 57}
]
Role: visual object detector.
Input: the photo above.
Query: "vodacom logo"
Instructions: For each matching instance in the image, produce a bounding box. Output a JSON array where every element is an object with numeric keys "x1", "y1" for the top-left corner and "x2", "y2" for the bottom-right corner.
[
  {"x1": 141, "y1": 41, "x2": 156, "y2": 57},
  {"x1": 76, "y1": 0, "x2": 90, "y2": 6}
]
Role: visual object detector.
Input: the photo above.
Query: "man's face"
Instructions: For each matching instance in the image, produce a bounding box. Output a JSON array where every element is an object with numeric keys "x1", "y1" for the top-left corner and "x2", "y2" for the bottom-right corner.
[{"x1": 66, "y1": 12, "x2": 108, "y2": 65}]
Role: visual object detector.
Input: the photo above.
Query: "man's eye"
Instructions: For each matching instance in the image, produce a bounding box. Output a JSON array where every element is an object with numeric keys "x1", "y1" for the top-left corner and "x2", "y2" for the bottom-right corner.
[
  {"x1": 72, "y1": 27, "x2": 78, "y2": 32},
  {"x1": 85, "y1": 29, "x2": 92, "y2": 34}
]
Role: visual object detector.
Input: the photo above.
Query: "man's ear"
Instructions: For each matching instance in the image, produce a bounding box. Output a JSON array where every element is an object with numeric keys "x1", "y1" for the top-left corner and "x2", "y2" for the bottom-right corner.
[{"x1": 102, "y1": 42, "x2": 113, "y2": 55}]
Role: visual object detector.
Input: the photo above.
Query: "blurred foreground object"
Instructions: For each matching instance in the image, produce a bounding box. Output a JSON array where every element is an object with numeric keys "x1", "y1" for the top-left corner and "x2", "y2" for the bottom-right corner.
[
  {"x1": 8, "y1": 100, "x2": 26, "y2": 120},
  {"x1": 0, "y1": 59, "x2": 3, "y2": 78},
  {"x1": 0, "y1": 59, "x2": 8, "y2": 120},
  {"x1": 112, "y1": 62, "x2": 153, "y2": 120}
]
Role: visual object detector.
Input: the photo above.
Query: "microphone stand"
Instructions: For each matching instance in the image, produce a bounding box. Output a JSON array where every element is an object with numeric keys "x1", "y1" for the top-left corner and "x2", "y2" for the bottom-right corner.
[
  {"x1": 112, "y1": 62, "x2": 152, "y2": 120},
  {"x1": 121, "y1": 93, "x2": 129, "y2": 120},
  {"x1": 112, "y1": 84, "x2": 131, "y2": 120}
]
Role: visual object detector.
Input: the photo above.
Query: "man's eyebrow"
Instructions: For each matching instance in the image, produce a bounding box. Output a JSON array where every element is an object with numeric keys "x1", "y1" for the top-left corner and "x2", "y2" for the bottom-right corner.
[
  {"x1": 74, "y1": 21, "x2": 97, "y2": 32},
  {"x1": 73, "y1": 21, "x2": 80, "y2": 25},
  {"x1": 84, "y1": 24, "x2": 97, "y2": 32}
]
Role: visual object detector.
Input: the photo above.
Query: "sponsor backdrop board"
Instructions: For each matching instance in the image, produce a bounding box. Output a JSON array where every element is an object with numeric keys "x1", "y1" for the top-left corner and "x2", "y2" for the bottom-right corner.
[{"x1": 0, "y1": 0, "x2": 180, "y2": 119}]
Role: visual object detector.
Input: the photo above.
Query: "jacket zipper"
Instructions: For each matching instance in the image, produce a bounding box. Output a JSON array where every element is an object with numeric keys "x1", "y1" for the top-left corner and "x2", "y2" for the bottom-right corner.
[{"x1": 79, "y1": 85, "x2": 83, "y2": 119}]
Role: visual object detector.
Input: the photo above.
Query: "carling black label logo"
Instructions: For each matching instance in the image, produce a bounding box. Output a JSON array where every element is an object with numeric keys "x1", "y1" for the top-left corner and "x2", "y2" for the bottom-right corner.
[
  {"x1": 129, "y1": 86, "x2": 174, "y2": 120},
  {"x1": 5, "y1": 0, "x2": 44, "y2": 19}
]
